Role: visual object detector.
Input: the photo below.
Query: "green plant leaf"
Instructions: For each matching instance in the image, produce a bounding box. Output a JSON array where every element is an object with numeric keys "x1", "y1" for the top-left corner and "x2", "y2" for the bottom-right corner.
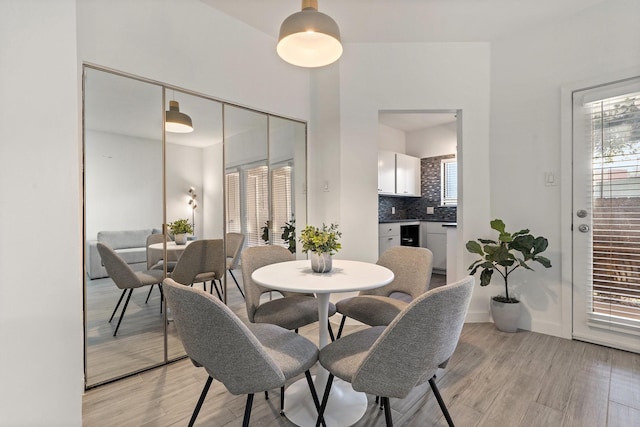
[
  {"x1": 532, "y1": 237, "x2": 549, "y2": 255},
  {"x1": 480, "y1": 268, "x2": 493, "y2": 286},
  {"x1": 511, "y1": 234, "x2": 534, "y2": 254},
  {"x1": 535, "y1": 255, "x2": 552, "y2": 268},
  {"x1": 512, "y1": 229, "x2": 530, "y2": 237},
  {"x1": 497, "y1": 259, "x2": 515, "y2": 267},
  {"x1": 478, "y1": 238, "x2": 497, "y2": 244},
  {"x1": 490, "y1": 219, "x2": 505, "y2": 233},
  {"x1": 498, "y1": 231, "x2": 513, "y2": 243},
  {"x1": 466, "y1": 240, "x2": 484, "y2": 255}
]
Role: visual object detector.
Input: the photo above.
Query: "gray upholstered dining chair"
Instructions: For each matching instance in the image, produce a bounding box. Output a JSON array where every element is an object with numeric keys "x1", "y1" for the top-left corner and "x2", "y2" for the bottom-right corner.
[
  {"x1": 335, "y1": 245, "x2": 433, "y2": 338},
  {"x1": 226, "y1": 232, "x2": 246, "y2": 298},
  {"x1": 315, "y1": 276, "x2": 474, "y2": 427},
  {"x1": 96, "y1": 242, "x2": 165, "y2": 336},
  {"x1": 170, "y1": 239, "x2": 226, "y2": 299},
  {"x1": 240, "y1": 245, "x2": 337, "y2": 332},
  {"x1": 162, "y1": 278, "x2": 323, "y2": 427}
]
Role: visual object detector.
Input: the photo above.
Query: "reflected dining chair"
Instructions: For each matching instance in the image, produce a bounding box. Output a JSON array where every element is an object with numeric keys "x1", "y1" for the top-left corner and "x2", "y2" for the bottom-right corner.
[
  {"x1": 163, "y1": 278, "x2": 323, "y2": 427},
  {"x1": 335, "y1": 246, "x2": 433, "y2": 338},
  {"x1": 96, "y1": 242, "x2": 165, "y2": 336},
  {"x1": 315, "y1": 276, "x2": 475, "y2": 427},
  {"x1": 226, "y1": 232, "x2": 246, "y2": 299},
  {"x1": 144, "y1": 233, "x2": 177, "y2": 304},
  {"x1": 170, "y1": 239, "x2": 226, "y2": 299}
]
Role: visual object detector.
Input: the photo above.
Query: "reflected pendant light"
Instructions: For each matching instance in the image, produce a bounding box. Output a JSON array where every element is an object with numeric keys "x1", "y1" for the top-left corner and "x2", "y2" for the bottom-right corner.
[
  {"x1": 277, "y1": 0, "x2": 342, "y2": 68},
  {"x1": 165, "y1": 100, "x2": 193, "y2": 133}
]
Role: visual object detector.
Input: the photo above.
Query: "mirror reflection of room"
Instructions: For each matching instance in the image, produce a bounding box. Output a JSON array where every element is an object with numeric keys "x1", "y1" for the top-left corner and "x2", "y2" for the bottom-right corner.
[
  {"x1": 83, "y1": 66, "x2": 307, "y2": 387},
  {"x1": 84, "y1": 68, "x2": 165, "y2": 386}
]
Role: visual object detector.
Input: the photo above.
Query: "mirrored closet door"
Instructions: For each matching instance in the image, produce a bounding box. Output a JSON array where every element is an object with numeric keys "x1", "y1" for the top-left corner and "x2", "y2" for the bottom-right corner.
[
  {"x1": 83, "y1": 65, "x2": 307, "y2": 388},
  {"x1": 84, "y1": 68, "x2": 166, "y2": 386}
]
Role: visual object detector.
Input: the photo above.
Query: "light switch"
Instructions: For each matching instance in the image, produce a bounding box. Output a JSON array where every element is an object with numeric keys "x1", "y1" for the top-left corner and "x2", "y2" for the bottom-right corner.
[
  {"x1": 391, "y1": 207, "x2": 396, "y2": 214},
  {"x1": 427, "y1": 207, "x2": 434, "y2": 214},
  {"x1": 544, "y1": 172, "x2": 557, "y2": 187}
]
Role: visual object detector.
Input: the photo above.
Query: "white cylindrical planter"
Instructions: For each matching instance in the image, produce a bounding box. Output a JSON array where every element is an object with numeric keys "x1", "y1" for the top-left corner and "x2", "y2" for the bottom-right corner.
[
  {"x1": 490, "y1": 298, "x2": 521, "y2": 333},
  {"x1": 310, "y1": 252, "x2": 332, "y2": 273},
  {"x1": 174, "y1": 233, "x2": 187, "y2": 245}
]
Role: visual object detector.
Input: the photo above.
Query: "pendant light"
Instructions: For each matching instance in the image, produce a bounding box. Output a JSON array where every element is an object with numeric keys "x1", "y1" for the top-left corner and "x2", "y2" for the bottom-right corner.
[
  {"x1": 165, "y1": 100, "x2": 193, "y2": 133},
  {"x1": 277, "y1": 0, "x2": 342, "y2": 68}
]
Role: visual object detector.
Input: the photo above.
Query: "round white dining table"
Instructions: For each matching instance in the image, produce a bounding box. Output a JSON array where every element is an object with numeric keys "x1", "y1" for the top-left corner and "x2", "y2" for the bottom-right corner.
[
  {"x1": 148, "y1": 240, "x2": 191, "y2": 259},
  {"x1": 252, "y1": 259, "x2": 394, "y2": 427}
]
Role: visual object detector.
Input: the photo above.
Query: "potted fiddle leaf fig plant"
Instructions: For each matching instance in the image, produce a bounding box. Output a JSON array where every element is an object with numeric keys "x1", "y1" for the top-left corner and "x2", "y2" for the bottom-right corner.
[
  {"x1": 281, "y1": 219, "x2": 296, "y2": 254},
  {"x1": 466, "y1": 219, "x2": 551, "y2": 332},
  {"x1": 168, "y1": 218, "x2": 193, "y2": 245},
  {"x1": 300, "y1": 223, "x2": 342, "y2": 273}
]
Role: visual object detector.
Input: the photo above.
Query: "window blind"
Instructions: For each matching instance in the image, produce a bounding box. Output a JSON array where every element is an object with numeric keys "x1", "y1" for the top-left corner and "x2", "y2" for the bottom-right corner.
[
  {"x1": 245, "y1": 165, "x2": 269, "y2": 247},
  {"x1": 441, "y1": 159, "x2": 458, "y2": 206},
  {"x1": 587, "y1": 90, "x2": 640, "y2": 324},
  {"x1": 271, "y1": 165, "x2": 293, "y2": 247},
  {"x1": 225, "y1": 172, "x2": 241, "y2": 233}
]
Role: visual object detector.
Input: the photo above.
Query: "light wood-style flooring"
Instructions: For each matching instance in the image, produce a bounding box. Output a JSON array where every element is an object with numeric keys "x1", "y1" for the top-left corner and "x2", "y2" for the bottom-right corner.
[{"x1": 83, "y1": 274, "x2": 640, "y2": 426}]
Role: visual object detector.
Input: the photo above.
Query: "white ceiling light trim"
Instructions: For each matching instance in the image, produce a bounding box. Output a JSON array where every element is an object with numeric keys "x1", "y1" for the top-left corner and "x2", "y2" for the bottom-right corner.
[{"x1": 277, "y1": 0, "x2": 342, "y2": 68}]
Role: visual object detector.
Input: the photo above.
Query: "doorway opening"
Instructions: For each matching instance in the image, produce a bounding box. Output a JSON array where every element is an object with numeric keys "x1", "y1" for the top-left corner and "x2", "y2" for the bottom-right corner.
[{"x1": 377, "y1": 109, "x2": 461, "y2": 280}]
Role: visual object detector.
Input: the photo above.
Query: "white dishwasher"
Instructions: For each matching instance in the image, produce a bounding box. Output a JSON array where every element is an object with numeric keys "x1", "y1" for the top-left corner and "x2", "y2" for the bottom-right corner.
[{"x1": 420, "y1": 222, "x2": 447, "y2": 273}]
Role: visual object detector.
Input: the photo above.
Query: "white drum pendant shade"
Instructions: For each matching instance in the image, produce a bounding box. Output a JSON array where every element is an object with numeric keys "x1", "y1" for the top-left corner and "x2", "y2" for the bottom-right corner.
[{"x1": 277, "y1": 4, "x2": 342, "y2": 68}]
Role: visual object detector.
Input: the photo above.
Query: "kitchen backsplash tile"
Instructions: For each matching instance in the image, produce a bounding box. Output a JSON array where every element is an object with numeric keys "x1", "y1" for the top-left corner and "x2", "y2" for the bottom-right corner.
[{"x1": 379, "y1": 154, "x2": 457, "y2": 222}]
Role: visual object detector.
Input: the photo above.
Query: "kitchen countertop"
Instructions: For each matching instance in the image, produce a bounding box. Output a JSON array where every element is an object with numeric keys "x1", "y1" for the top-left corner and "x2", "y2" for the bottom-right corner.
[{"x1": 379, "y1": 219, "x2": 456, "y2": 226}]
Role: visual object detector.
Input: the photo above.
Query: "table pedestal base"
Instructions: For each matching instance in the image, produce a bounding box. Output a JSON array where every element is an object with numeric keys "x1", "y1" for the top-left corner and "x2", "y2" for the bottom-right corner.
[{"x1": 283, "y1": 375, "x2": 367, "y2": 427}]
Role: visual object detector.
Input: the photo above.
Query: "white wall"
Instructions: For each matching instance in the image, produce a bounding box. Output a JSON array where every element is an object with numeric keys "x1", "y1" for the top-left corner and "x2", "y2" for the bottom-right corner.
[
  {"x1": 166, "y1": 143, "x2": 205, "y2": 238},
  {"x1": 0, "y1": 0, "x2": 312, "y2": 425},
  {"x1": 0, "y1": 0, "x2": 82, "y2": 425},
  {"x1": 490, "y1": 0, "x2": 640, "y2": 336},
  {"x1": 310, "y1": 43, "x2": 492, "y2": 316},
  {"x1": 407, "y1": 122, "x2": 457, "y2": 158},
  {"x1": 77, "y1": 0, "x2": 310, "y2": 123},
  {"x1": 85, "y1": 131, "x2": 163, "y2": 238},
  {"x1": 377, "y1": 123, "x2": 406, "y2": 152}
]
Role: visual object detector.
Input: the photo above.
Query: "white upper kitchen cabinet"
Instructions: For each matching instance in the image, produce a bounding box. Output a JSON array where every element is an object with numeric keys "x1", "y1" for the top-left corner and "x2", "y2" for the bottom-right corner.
[
  {"x1": 395, "y1": 153, "x2": 421, "y2": 196},
  {"x1": 378, "y1": 150, "x2": 396, "y2": 194}
]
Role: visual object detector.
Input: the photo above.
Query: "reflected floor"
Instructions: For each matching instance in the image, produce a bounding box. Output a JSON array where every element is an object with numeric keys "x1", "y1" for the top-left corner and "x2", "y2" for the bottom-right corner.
[{"x1": 85, "y1": 273, "x2": 246, "y2": 386}]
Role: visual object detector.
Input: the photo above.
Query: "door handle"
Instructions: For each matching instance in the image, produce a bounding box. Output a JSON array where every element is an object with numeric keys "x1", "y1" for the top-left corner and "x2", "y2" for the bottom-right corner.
[
  {"x1": 578, "y1": 224, "x2": 590, "y2": 233},
  {"x1": 577, "y1": 209, "x2": 588, "y2": 218}
]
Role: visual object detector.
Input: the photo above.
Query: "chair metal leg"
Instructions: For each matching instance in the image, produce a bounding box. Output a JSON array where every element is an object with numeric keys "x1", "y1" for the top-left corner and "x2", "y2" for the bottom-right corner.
[
  {"x1": 158, "y1": 283, "x2": 164, "y2": 313},
  {"x1": 376, "y1": 395, "x2": 383, "y2": 409},
  {"x1": 382, "y1": 396, "x2": 393, "y2": 426},
  {"x1": 315, "y1": 374, "x2": 334, "y2": 427},
  {"x1": 280, "y1": 386, "x2": 285, "y2": 415},
  {"x1": 304, "y1": 370, "x2": 326, "y2": 427},
  {"x1": 145, "y1": 285, "x2": 154, "y2": 303},
  {"x1": 188, "y1": 376, "x2": 213, "y2": 427},
  {"x1": 242, "y1": 393, "x2": 254, "y2": 427},
  {"x1": 328, "y1": 321, "x2": 335, "y2": 342},
  {"x1": 109, "y1": 289, "x2": 127, "y2": 323},
  {"x1": 264, "y1": 390, "x2": 269, "y2": 400},
  {"x1": 429, "y1": 376, "x2": 454, "y2": 427},
  {"x1": 212, "y1": 281, "x2": 223, "y2": 300},
  {"x1": 336, "y1": 315, "x2": 347, "y2": 339},
  {"x1": 229, "y1": 270, "x2": 245, "y2": 299},
  {"x1": 112, "y1": 288, "x2": 134, "y2": 336}
]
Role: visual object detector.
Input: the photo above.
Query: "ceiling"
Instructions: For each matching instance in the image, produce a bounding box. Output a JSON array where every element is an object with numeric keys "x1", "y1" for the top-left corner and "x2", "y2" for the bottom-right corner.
[{"x1": 201, "y1": 0, "x2": 608, "y2": 43}]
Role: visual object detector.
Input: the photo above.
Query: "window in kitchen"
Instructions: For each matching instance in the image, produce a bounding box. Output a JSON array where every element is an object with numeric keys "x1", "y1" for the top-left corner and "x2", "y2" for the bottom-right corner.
[{"x1": 441, "y1": 158, "x2": 457, "y2": 206}]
